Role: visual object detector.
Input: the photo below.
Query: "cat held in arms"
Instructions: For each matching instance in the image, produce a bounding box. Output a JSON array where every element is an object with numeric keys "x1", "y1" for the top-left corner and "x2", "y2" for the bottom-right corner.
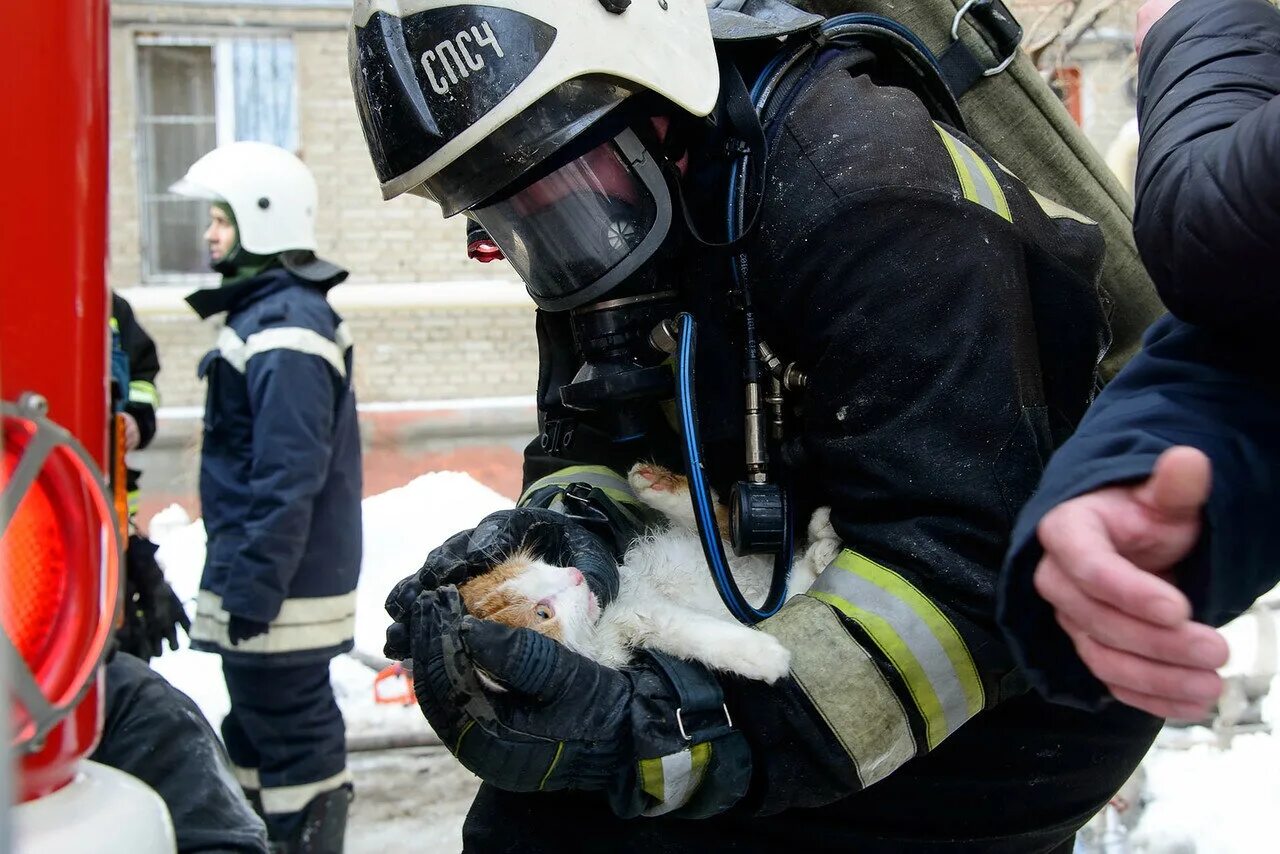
[{"x1": 458, "y1": 463, "x2": 841, "y2": 685}]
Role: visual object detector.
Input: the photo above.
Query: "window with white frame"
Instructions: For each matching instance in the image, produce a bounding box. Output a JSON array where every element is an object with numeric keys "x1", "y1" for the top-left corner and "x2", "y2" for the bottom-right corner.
[{"x1": 136, "y1": 34, "x2": 298, "y2": 282}]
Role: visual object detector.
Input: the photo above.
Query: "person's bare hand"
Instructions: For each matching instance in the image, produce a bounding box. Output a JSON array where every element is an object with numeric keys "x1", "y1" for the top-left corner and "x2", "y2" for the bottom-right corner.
[
  {"x1": 122, "y1": 411, "x2": 141, "y2": 451},
  {"x1": 1136, "y1": 0, "x2": 1184, "y2": 53},
  {"x1": 1034, "y1": 447, "x2": 1230, "y2": 720}
]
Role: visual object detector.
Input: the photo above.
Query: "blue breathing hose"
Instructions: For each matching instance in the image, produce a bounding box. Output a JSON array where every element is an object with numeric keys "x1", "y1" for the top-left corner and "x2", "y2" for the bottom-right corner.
[
  {"x1": 690, "y1": 16, "x2": 937, "y2": 622},
  {"x1": 675, "y1": 313, "x2": 792, "y2": 624}
]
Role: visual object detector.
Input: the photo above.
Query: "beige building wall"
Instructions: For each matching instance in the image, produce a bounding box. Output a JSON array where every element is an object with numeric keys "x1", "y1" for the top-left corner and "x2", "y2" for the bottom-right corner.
[
  {"x1": 109, "y1": 2, "x2": 531, "y2": 408},
  {"x1": 109, "y1": 1, "x2": 516, "y2": 288}
]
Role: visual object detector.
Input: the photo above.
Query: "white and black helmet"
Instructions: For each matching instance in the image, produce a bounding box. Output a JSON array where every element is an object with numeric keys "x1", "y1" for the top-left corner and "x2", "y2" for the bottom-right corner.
[{"x1": 349, "y1": 0, "x2": 721, "y2": 309}]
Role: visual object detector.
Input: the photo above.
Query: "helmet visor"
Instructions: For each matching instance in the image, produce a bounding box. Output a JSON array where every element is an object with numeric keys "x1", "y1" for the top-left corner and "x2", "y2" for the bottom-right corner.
[{"x1": 470, "y1": 128, "x2": 672, "y2": 311}]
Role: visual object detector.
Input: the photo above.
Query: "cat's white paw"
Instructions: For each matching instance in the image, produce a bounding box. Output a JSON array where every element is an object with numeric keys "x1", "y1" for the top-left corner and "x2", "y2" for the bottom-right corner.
[
  {"x1": 796, "y1": 506, "x2": 841, "y2": 589},
  {"x1": 807, "y1": 506, "x2": 836, "y2": 543},
  {"x1": 703, "y1": 630, "x2": 792, "y2": 684},
  {"x1": 628, "y1": 463, "x2": 698, "y2": 526}
]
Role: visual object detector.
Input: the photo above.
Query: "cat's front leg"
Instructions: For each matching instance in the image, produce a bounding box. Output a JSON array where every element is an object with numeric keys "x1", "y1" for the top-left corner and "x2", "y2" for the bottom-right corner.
[{"x1": 613, "y1": 599, "x2": 792, "y2": 684}]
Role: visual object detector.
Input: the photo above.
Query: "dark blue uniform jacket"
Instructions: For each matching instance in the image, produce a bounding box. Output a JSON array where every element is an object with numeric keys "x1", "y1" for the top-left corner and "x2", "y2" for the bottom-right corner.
[{"x1": 189, "y1": 268, "x2": 363, "y2": 666}]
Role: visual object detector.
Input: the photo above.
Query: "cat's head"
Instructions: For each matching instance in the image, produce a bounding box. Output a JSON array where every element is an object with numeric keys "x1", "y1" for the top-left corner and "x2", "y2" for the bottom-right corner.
[{"x1": 457, "y1": 548, "x2": 600, "y2": 655}]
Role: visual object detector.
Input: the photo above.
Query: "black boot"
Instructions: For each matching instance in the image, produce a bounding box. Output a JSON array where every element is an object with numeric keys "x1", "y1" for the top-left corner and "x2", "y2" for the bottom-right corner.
[{"x1": 274, "y1": 784, "x2": 353, "y2": 854}]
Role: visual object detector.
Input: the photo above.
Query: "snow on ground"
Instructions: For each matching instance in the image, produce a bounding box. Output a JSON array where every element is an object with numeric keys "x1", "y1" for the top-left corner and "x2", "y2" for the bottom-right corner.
[{"x1": 145, "y1": 473, "x2": 1280, "y2": 853}]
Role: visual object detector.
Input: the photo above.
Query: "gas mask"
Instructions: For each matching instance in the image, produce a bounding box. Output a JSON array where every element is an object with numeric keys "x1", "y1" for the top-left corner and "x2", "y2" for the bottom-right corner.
[{"x1": 469, "y1": 120, "x2": 686, "y2": 441}]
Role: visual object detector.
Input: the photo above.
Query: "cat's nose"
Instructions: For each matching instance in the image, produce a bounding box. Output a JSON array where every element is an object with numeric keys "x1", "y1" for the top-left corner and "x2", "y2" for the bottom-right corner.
[{"x1": 568, "y1": 568, "x2": 584, "y2": 586}]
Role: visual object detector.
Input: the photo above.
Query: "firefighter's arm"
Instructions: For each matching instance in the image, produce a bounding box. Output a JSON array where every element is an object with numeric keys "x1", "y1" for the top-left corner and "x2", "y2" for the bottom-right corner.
[
  {"x1": 728, "y1": 190, "x2": 1037, "y2": 812},
  {"x1": 221, "y1": 339, "x2": 339, "y2": 623},
  {"x1": 113, "y1": 293, "x2": 162, "y2": 449}
]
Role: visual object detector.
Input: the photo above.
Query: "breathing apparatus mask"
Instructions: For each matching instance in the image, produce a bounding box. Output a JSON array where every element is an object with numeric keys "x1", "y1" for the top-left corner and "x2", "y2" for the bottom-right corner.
[{"x1": 476, "y1": 110, "x2": 697, "y2": 445}]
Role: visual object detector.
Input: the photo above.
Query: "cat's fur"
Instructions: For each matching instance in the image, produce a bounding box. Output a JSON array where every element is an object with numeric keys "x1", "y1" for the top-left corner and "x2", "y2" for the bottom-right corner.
[{"x1": 458, "y1": 463, "x2": 841, "y2": 684}]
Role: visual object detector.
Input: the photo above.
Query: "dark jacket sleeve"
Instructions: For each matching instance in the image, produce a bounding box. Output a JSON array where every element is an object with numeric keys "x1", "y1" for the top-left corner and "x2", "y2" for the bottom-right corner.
[
  {"x1": 112, "y1": 293, "x2": 162, "y2": 449},
  {"x1": 1133, "y1": 0, "x2": 1280, "y2": 336},
  {"x1": 92, "y1": 654, "x2": 269, "y2": 853},
  {"x1": 998, "y1": 316, "x2": 1280, "y2": 709},
  {"x1": 220, "y1": 342, "x2": 338, "y2": 623}
]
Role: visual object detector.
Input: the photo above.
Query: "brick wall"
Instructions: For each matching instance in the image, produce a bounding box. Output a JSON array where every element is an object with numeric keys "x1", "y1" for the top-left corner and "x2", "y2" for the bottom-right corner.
[{"x1": 109, "y1": 1, "x2": 516, "y2": 288}]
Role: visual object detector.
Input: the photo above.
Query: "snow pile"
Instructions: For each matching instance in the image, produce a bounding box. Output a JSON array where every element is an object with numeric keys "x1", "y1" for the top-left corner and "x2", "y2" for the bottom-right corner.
[
  {"x1": 1137, "y1": 722, "x2": 1280, "y2": 852},
  {"x1": 148, "y1": 471, "x2": 514, "y2": 734}
]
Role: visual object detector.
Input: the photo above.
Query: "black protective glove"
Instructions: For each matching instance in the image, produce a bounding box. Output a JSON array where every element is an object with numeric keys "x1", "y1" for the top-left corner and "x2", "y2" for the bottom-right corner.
[
  {"x1": 227, "y1": 615, "x2": 270, "y2": 646},
  {"x1": 394, "y1": 586, "x2": 751, "y2": 817},
  {"x1": 385, "y1": 508, "x2": 751, "y2": 817},
  {"x1": 385, "y1": 508, "x2": 621, "y2": 658},
  {"x1": 117, "y1": 534, "x2": 192, "y2": 661}
]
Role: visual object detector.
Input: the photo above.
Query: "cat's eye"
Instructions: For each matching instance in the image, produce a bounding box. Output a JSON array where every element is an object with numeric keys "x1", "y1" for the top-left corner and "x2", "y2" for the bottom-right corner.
[{"x1": 535, "y1": 604, "x2": 555, "y2": 621}]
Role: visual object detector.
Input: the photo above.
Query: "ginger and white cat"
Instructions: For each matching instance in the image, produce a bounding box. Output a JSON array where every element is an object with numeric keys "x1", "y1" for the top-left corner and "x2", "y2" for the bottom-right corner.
[{"x1": 458, "y1": 463, "x2": 841, "y2": 684}]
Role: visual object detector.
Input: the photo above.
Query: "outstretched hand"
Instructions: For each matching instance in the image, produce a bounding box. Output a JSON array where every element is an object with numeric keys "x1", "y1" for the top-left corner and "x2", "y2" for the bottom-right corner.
[{"x1": 1033, "y1": 447, "x2": 1230, "y2": 720}]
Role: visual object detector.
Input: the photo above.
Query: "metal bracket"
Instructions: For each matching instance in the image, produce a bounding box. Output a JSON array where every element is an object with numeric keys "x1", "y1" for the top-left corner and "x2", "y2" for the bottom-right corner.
[
  {"x1": 676, "y1": 703, "x2": 734, "y2": 742},
  {"x1": 951, "y1": 0, "x2": 1021, "y2": 77}
]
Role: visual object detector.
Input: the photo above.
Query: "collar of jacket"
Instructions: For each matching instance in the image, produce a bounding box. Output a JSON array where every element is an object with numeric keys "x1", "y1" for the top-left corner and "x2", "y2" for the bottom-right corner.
[{"x1": 185, "y1": 266, "x2": 327, "y2": 320}]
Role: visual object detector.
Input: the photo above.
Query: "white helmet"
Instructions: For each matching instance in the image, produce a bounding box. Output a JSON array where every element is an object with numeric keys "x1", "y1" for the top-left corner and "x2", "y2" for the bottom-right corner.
[
  {"x1": 170, "y1": 142, "x2": 319, "y2": 256},
  {"x1": 350, "y1": 0, "x2": 719, "y2": 208},
  {"x1": 349, "y1": 1, "x2": 719, "y2": 310}
]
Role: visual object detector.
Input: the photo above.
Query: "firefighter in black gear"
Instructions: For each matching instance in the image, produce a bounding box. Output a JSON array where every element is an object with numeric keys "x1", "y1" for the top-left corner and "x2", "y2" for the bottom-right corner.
[
  {"x1": 111, "y1": 291, "x2": 190, "y2": 662},
  {"x1": 355, "y1": 1, "x2": 1160, "y2": 850},
  {"x1": 111, "y1": 292, "x2": 160, "y2": 473}
]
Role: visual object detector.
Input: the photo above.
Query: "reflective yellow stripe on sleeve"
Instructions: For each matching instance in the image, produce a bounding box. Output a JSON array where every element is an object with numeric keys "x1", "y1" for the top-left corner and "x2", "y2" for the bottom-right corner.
[
  {"x1": 639, "y1": 742, "x2": 712, "y2": 817},
  {"x1": 934, "y1": 124, "x2": 1012, "y2": 223},
  {"x1": 809, "y1": 550, "x2": 985, "y2": 750},
  {"x1": 127, "y1": 380, "x2": 160, "y2": 408},
  {"x1": 518, "y1": 465, "x2": 641, "y2": 511}
]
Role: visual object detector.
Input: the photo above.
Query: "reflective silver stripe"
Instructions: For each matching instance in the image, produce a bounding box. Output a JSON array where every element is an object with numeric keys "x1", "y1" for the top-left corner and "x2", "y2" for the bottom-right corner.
[
  {"x1": 934, "y1": 124, "x2": 1012, "y2": 222},
  {"x1": 127, "y1": 380, "x2": 160, "y2": 407},
  {"x1": 260, "y1": 769, "x2": 351, "y2": 815},
  {"x1": 639, "y1": 743, "x2": 711, "y2": 817},
  {"x1": 190, "y1": 590, "x2": 356, "y2": 655},
  {"x1": 231, "y1": 764, "x2": 260, "y2": 791},
  {"x1": 334, "y1": 321, "x2": 355, "y2": 352},
  {"x1": 216, "y1": 325, "x2": 350, "y2": 378},
  {"x1": 810, "y1": 551, "x2": 984, "y2": 750},
  {"x1": 761, "y1": 595, "x2": 916, "y2": 787}
]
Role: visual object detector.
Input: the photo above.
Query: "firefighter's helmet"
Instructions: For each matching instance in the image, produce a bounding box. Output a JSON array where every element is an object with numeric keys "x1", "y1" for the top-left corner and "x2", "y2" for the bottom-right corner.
[{"x1": 170, "y1": 142, "x2": 319, "y2": 256}]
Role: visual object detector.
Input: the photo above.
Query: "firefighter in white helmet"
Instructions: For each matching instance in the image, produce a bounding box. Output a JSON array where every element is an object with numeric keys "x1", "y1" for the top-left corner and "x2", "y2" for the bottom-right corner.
[
  {"x1": 172, "y1": 141, "x2": 362, "y2": 854},
  {"x1": 357, "y1": 1, "x2": 1159, "y2": 850}
]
